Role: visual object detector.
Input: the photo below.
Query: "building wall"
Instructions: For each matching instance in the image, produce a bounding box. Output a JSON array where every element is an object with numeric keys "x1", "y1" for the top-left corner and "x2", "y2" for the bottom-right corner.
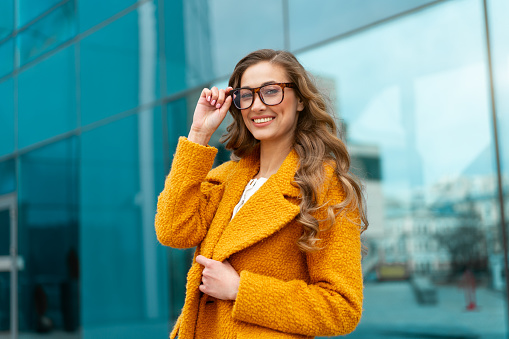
[{"x1": 0, "y1": 0, "x2": 508, "y2": 338}]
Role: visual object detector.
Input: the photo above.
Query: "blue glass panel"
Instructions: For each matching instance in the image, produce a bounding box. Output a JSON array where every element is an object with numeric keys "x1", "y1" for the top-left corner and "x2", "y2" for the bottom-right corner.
[
  {"x1": 0, "y1": 159, "x2": 16, "y2": 195},
  {"x1": 0, "y1": 0, "x2": 14, "y2": 40},
  {"x1": 289, "y1": 0, "x2": 438, "y2": 51},
  {"x1": 0, "y1": 210, "x2": 10, "y2": 331},
  {"x1": 166, "y1": 97, "x2": 190, "y2": 153},
  {"x1": 0, "y1": 78, "x2": 14, "y2": 156},
  {"x1": 0, "y1": 40, "x2": 14, "y2": 77},
  {"x1": 0, "y1": 210, "x2": 9, "y2": 256},
  {"x1": 163, "y1": 0, "x2": 188, "y2": 95},
  {"x1": 81, "y1": 115, "x2": 142, "y2": 324},
  {"x1": 18, "y1": 137, "x2": 79, "y2": 331},
  {"x1": 18, "y1": 46, "x2": 76, "y2": 149},
  {"x1": 17, "y1": 0, "x2": 75, "y2": 65},
  {"x1": 80, "y1": 10, "x2": 139, "y2": 126},
  {"x1": 18, "y1": 0, "x2": 63, "y2": 28},
  {"x1": 78, "y1": 0, "x2": 137, "y2": 33},
  {"x1": 81, "y1": 113, "x2": 168, "y2": 338},
  {"x1": 298, "y1": 0, "x2": 506, "y2": 337},
  {"x1": 202, "y1": 0, "x2": 285, "y2": 81}
]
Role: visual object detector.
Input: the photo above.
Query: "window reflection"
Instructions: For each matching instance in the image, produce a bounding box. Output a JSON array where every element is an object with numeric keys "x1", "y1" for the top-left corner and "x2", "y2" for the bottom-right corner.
[
  {"x1": 81, "y1": 113, "x2": 169, "y2": 336},
  {"x1": 18, "y1": 46, "x2": 76, "y2": 149},
  {"x1": 17, "y1": 0, "x2": 75, "y2": 65},
  {"x1": 80, "y1": 115, "x2": 143, "y2": 324},
  {"x1": 0, "y1": 210, "x2": 10, "y2": 331},
  {"x1": 0, "y1": 159, "x2": 16, "y2": 195},
  {"x1": 0, "y1": 40, "x2": 14, "y2": 77},
  {"x1": 0, "y1": 78, "x2": 15, "y2": 156},
  {"x1": 299, "y1": 0, "x2": 506, "y2": 337},
  {"x1": 163, "y1": 0, "x2": 195, "y2": 95},
  {"x1": 0, "y1": 0, "x2": 14, "y2": 40},
  {"x1": 79, "y1": 10, "x2": 139, "y2": 126},
  {"x1": 17, "y1": 0, "x2": 63, "y2": 28},
  {"x1": 206, "y1": 0, "x2": 284, "y2": 78},
  {"x1": 78, "y1": 0, "x2": 137, "y2": 33},
  {"x1": 18, "y1": 137, "x2": 79, "y2": 333},
  {"x1": 288, "y1": 0, "x2": 438, "y2": 51}
]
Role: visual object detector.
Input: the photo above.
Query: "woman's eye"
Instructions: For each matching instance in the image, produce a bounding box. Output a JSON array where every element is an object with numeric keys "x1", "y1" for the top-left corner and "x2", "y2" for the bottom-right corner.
[{"x1": 263, "y1": 88, "x2": 280, "y2": 96}]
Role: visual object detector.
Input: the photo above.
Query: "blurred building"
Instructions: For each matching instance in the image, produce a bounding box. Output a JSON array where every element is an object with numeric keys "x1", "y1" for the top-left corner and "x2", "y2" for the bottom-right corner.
[{"x1": 0, "y1": 0, "x2": 508, "y2": 338}]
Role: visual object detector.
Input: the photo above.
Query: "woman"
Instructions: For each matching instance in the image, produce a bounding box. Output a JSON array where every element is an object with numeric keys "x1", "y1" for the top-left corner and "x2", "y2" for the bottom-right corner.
[{"x1": 155, "y1": 49, "x2": 367, "y2": 339}]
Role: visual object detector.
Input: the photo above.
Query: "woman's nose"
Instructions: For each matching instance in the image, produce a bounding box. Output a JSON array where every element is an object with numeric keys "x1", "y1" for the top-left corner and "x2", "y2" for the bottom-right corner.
[{"x1": 251, "y1": 93, "x2": 266, "y2": 111}]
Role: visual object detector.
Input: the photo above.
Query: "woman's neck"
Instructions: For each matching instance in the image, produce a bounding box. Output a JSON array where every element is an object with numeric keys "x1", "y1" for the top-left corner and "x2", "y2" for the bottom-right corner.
[{"x1": 254, "y1": 140, "x2": 292, "y2": 179}]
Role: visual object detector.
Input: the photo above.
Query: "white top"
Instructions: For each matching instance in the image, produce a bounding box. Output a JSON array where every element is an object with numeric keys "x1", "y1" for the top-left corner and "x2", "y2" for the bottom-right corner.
[{"x1": 231, "y1": 178, "x2": 268, "y2": 220}]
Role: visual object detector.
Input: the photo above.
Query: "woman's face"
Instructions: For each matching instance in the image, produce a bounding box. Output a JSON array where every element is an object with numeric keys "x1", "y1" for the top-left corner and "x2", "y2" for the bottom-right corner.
[{"x1": 239, "y1": 61, "x2": 303, "y2": 149}]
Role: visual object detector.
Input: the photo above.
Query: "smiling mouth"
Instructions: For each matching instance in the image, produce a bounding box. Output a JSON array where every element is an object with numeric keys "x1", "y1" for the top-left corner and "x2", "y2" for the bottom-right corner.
[{"x1": 253, "y1": 117, "x2": 275, "y2": 123}]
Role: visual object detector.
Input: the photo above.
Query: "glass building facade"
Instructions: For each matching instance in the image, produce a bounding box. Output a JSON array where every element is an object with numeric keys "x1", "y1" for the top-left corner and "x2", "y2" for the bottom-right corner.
[{"x1": 0, "y1": 0, "x2": 508, "y2": 338}]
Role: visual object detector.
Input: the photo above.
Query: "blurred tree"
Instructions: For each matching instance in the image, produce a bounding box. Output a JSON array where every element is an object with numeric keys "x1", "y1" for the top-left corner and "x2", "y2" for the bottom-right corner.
[{"x1": 435, "y1": 225, "x2": 487, "y2": 275}]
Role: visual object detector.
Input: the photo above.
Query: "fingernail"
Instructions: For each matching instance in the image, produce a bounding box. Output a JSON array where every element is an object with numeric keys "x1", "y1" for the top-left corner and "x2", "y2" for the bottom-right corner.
[
  {"x1": 216, "y1": 103, "x2": 221, "y2": 109},
  {"x1": 211, "y1": 100, "x2": 216, "y2": 105},
  {"x1": 207, "y1": 96, "x2": 211, "y2": 101}
]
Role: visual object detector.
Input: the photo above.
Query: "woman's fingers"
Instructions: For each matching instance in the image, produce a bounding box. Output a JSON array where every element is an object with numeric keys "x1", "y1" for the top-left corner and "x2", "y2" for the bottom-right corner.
[
  {"x1": 199, "y1": 87, "x2": 233, "y2": 110},
  {"x1": 189, "y1": 87, "x2": 232, "y2": 145},
  {"x1": 218, "y1": 95, "x2": 232, "y2": 115},
  {"x1": 216, "y1": 87, "x2": 234, "y2": 108},
  {"x1": 195, "y1": 256, "x2": 240, "y2": 300},
  {"x1": 196, "y1": 255, "x2": 210, "y2": 266},
  {"x1": 210, "y1": 87, "x2": 219, "y2": 106},
  {"x1": 215, "y1": 89, "x2": 226, "y2": 109},
  {"x1": 215, "y1": 87, "x2": 232, "y2": 109},
  {"x1": 200, "y1": 88, "x2": 212, "y2": 103}
]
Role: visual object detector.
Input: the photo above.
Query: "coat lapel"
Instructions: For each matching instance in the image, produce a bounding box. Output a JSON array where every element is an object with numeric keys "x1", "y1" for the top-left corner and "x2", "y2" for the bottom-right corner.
[{"x1": 212, "y1": 148, "x2": 301, "y2": 262}]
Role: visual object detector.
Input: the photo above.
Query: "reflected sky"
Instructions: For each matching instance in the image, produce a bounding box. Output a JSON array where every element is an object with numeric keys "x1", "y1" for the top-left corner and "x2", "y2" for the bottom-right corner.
[
  {"x1": 298, "y1": 0, "x2": 495, "y2": 201},
  {"x1": 288, "y1": 0, "x2": 438, "y2": 51},
  {"x1": 17, "y1": 0, "x2": 62, "y2": 28},
  {"x1": 207, "y1": 0, "x2": 285, "y2": 77}
]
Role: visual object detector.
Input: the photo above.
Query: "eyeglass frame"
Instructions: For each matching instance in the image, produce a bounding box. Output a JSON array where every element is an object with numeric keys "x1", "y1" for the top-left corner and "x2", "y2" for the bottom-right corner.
[{"x1": 230, "y1": 82, "x2": 296, "y2": 110}]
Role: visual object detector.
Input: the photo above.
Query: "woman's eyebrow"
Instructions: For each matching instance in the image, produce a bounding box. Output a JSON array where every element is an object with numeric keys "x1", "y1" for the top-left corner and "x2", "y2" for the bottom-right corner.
[
  {"x1": 261, "y1": 80, "x2": 278, "y2": 86},
  {"x1": 240, "y1": 80, "x2": 278, "y2": 89}
]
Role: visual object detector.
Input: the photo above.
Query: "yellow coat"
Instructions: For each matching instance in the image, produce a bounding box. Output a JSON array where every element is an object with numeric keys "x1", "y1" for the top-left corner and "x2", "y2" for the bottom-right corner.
[{"x1": 155, "y1": 137, "x2": 363, "y2": 339}]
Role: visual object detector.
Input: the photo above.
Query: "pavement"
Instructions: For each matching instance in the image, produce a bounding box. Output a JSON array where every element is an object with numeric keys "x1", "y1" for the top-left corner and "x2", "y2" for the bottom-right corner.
[
  {"x1": 0, "y1": 281, "x2": 505, "y2": 338},
  {"x1": 319, "y1": 281, "x2": 507, "y2": 339}
]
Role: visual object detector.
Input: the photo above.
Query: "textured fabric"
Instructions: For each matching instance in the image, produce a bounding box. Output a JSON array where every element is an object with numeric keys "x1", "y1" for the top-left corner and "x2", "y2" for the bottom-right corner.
[{"x1": 155, "y1": 137, "x2": 363, "y2": 339}]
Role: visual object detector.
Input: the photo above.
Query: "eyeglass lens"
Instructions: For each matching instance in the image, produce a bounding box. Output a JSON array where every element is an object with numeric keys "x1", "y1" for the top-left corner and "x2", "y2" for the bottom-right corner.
[{"x1": 232, "y1": 84, "x2": 284, "y2": 109}]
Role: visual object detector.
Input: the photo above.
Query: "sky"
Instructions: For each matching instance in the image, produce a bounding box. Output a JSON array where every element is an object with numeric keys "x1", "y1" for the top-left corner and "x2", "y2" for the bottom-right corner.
[{"x1": 297, "y1": 0, "x2": 500, "y2": 202}]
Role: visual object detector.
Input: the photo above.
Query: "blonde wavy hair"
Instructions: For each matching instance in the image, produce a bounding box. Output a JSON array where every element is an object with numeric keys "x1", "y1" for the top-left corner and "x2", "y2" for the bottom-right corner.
[{"x1": 221, "y1": 49, "x2": 368, "y2": 252}]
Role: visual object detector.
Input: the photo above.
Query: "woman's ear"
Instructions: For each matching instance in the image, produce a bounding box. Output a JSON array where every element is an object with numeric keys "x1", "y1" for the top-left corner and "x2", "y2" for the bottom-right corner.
[{"x1": 297, "y1": 98, "x2": 304, "y2": 112}]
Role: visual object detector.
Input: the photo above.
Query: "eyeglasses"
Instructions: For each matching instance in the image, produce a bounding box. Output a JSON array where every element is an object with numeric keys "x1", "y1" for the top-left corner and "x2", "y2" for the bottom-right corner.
[{"x1": 231, "y1": 83, "x2": 295, "y2": 110}]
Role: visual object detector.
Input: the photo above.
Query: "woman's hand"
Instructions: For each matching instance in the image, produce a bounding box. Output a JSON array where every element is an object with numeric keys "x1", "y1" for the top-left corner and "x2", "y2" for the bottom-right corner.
[
  {"x1": 196, "y1": 255, "x2": 240, "y2": 300},
  {"x1": 188, "y1": 86, "x2": 233, "y2": 146}
]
